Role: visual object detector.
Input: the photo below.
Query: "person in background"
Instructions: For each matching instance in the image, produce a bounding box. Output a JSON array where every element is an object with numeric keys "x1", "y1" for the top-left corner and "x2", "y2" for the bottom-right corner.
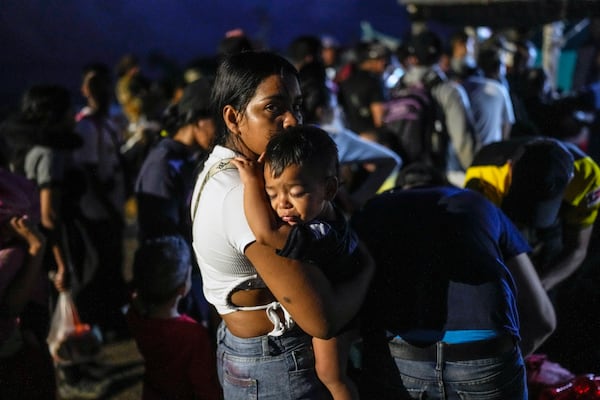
[
  {"x1": 446, "y1": 28, "x2": 477, "y2": 81},
  {"x1": 115, "y1": 54, "x2": 144, "y2": 129},
  {"x1": 216, "y1": 28, "x2": 255, "y2": 58},
  {"x1": 462, "y1": 47, "x2": 515, "y2": 145},
  {"x1": 0, "y1": 169, "x2": 56, "y2": 399},
  {"x1": 190, "y1": 51, "x2": 374, "y2": 399},
  {"x1": 299, "y1": 62, "x2": 401, "y2": 211},
  {"x1": 337, "y1": 40, "x2": 389, "y2": 141},
  {"x1": 0, "y1": 87, "x2": 90, "y2": 399},
  {"x1": 287, "y1": 36, "x2": 400, "y2": 207},
  {"x1": 0, "y1": 85, "x2": 82, "y2": 294},
  {"x1": 1, "y1": 83, "x2": 117, "y2": 399},
  {"x1": 127, "y1": 235, "x2": 221, "y2": 400},
  {"x1": 352, "y1": 163, "x2": 555, "y2": 399},
  {"x1": 233, "y1": 125, "x2": 364, "y2": 400},
  {"x1": 321, "y1": 35, "x2": 343, "y2": 83},
  {"x1": 401, "y1": 30, "x2": 477, "y2": 186},
  {"x1": 135, "y1": 77, "x2": 216, "y2": 331},
  {"x1": 73, "y1": 63, "x2": 130, "y2": 341},
  {"x1": 287, "y1": 35, "x2": 324, "y2": 72},
  {"x1": 464, "y1": 136, "x2": 600, "y2": 292},
  {"x1": 136, "y1": 77, "x2": 215, "y2": 240}
]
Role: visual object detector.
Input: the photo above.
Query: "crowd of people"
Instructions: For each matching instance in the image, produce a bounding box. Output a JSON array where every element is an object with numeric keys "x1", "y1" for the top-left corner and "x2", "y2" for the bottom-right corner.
[{"x1": 1, "y1": 23, "x2": 600, "y2": 400}]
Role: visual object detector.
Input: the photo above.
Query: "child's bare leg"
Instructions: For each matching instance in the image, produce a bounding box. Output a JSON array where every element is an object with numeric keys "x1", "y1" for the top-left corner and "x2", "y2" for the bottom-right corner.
[{"x1": 313, "y1": 331, "x2": 359, "y2": 400}]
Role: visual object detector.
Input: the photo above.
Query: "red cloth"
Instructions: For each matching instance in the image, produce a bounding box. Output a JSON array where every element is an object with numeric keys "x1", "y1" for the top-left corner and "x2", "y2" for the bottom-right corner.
[{"x1": 126, "y1": 308, "x2": 221, "y2": 400}]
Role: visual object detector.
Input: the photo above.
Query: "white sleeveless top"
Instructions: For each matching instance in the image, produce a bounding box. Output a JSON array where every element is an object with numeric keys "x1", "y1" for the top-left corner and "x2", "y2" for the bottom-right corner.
[{"x1": 190, "y1": 146, "x2": 294, "y2": 336}]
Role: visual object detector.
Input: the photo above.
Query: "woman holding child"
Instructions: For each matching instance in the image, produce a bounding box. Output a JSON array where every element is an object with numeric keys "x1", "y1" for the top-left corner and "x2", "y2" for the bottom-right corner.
[{"x1": 190, "y1": 51, "x2": 374, "y2": 399}]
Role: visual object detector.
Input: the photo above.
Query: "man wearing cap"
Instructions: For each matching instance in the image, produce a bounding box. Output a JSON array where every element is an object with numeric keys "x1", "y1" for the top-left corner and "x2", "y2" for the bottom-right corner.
[
  {"x1": 337, "y1": 40, "x2": 389, "y2": 140},
  {"x1": 401, "y1": 30, "x2": 477, "y2": 186},
  {"x1": 464, "y1": 136, "x2": 600, "y2": 291},
  {"x1": 351, "y1": 163, "x2": 555, "y2": 399}
]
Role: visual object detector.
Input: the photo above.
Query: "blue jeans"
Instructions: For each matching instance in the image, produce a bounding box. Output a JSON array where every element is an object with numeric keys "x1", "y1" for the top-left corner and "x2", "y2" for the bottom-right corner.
[
  {"x1": 389, "y1": 337, "x2": 527, "y2": 400},
  {"x1": 216, "y1": 322, "x2": 329, "y2": 400},
  {"x1": 359, "y1": 335, "x2": 526, "y2": 400}
]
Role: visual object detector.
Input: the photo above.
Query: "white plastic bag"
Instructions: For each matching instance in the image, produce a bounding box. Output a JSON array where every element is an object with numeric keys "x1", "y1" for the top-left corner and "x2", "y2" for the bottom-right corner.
[{"x1": 47, "y1": 291, "x2": 102, "y2": 363}]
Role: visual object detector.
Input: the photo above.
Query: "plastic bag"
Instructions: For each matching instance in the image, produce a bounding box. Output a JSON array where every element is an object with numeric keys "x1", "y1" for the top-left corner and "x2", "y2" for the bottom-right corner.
[
  {"x1": 538, "y1": 375, "x2": 600, "y2": 400},
  {"x1": 47, "y1": 291, "x2": 102, "y2": 363}
]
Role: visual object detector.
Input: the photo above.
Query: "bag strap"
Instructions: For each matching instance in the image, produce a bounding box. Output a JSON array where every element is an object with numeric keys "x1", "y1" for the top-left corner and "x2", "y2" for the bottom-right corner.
[{"x1": 191, "y1": 158, "x2": 236, "y2": 220}]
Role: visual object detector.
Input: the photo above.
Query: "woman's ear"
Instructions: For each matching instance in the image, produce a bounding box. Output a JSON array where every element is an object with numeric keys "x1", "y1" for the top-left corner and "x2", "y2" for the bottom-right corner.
[
  {"x1": 325, "y1": 176, "x2": 339, "y2": 201},
  {"x1": 223, "y1": 105, "x2": 241, "y2": 135}
]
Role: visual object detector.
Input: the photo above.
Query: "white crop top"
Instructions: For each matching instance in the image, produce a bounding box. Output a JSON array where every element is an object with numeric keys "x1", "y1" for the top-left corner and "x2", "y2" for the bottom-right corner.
[
  {"x1": 190, "y1": 146, "x2": 294, "y2": 336},
  {"x1": 191, "y1": 146, "x2": 259, "y2": 313}
]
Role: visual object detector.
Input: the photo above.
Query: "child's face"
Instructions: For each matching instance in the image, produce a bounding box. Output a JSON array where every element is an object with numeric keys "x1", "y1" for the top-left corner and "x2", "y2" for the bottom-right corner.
[{"x1": 264, "y1": 164, "x2": 334, "y2": 225}]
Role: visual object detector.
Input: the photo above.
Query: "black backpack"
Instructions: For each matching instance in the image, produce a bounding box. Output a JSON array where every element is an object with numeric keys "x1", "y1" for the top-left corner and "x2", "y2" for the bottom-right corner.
[{"x1": 382, "y1": 71, "x2": 447, "y2": 169}]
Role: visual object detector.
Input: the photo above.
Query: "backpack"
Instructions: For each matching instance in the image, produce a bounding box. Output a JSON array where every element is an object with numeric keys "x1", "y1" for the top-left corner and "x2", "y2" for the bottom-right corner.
[{"x1": 382, "y1": 71, "x2": 447, "y2": 169}]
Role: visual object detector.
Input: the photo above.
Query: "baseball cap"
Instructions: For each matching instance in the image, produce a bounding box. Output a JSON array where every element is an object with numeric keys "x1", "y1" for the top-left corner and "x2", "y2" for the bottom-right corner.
[
  {"x1": 502, "y1": 139, "x2": 574, "y2": 228},
  {"x1": 355, "y1": 41, "x2": 389, "y2": 63}
]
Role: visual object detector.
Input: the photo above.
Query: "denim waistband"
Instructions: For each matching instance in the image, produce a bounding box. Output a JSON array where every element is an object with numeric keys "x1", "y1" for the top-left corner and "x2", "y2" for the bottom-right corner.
[
  {"x1": 217, "y1": 321, "x2": 312, "y2": 357},
  {"x1": 389, "y1": 334, "x2": 516, "y2": 362}
]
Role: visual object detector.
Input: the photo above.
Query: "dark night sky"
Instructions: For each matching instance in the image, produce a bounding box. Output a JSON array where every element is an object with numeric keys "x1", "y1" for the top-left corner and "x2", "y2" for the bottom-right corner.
[{"x1": 0, "y1": 0, "x2": 411, "y2": 114}]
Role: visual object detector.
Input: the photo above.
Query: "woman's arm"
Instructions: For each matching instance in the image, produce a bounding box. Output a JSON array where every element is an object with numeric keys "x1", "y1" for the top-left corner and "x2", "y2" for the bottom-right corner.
[
  {"x1": 244, "y1": 240, "x2": 374, "y2": 339},
  {"x1": 232, "y1": 156, "x2": 290, "y2": 250}
]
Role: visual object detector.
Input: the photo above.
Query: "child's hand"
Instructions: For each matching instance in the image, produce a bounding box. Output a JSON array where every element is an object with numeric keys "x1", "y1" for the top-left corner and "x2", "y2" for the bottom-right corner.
[
  {"x1": 51, "y1": 270, "x2": 70, "y2": 292},
  {"x1": 231, "y1": 156, "x2": 264, "y2": 186},
  {"x1": 9, "y1": 216, "x2": 46, "y2": 255}
]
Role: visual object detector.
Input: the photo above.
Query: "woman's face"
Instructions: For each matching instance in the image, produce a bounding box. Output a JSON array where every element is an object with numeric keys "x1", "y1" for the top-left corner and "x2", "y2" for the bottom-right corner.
[{"x1": 235, "y1": 74, "x2": 303, "y2": 158}]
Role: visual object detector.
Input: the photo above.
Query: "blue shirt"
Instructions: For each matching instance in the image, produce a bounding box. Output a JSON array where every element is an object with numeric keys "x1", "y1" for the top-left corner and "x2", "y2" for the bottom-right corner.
[
  {"x1": 135, "y1": 138, "x2": 201, "y2": 240},
  {"x1": 351, "y1": 186, "x2": 530, "y2": 343}
]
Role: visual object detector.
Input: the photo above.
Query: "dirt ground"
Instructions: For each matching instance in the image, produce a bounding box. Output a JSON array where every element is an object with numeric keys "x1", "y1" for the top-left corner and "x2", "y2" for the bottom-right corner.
[{"x1": 57, "y1": 208, "x2": 144, "y2": 400}]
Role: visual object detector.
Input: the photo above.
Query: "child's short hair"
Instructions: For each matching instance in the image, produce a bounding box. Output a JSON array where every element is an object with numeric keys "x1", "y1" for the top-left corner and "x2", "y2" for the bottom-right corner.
[
  {"x1": 264, "y1": 125, "x2": 339, "y2": 179},
  {"x1": 132, "y1": 235, "x2": 191, "y2": 306}
]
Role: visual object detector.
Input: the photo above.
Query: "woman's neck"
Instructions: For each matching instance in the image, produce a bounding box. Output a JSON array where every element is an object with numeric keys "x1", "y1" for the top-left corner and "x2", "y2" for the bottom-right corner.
[{"x1": 224, "y1": 134, "x2": 257, "y2": 160}]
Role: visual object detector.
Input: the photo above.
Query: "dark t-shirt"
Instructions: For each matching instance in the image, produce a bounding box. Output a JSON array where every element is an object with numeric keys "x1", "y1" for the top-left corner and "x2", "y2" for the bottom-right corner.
[
  {"x1": 351, "y1": 186, "x2": 530, "y2": 340},
  {"x1": 338, "y1": 68, "x2": 386, "y2": 134},
  {"x1": 277, "y1": 206, "x2": 359, "y2": 283},
  {"x1": 135, "y1": 138, "x2": 200, "y2": 240}
]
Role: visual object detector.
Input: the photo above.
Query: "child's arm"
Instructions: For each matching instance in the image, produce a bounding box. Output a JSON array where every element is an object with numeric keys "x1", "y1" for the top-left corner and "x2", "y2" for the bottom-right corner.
[{"x1": 232, "y1": 156, "x2": 291, "y2": 250}]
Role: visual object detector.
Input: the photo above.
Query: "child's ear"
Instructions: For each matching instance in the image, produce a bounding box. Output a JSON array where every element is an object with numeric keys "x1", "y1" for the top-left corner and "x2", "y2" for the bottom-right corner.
[
  {"x1": 325, "y1": 176, "x2": 339, "y2": 201},
  {"x1": 223, "y1": 105, "x2": 241, "y2": 135}
]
